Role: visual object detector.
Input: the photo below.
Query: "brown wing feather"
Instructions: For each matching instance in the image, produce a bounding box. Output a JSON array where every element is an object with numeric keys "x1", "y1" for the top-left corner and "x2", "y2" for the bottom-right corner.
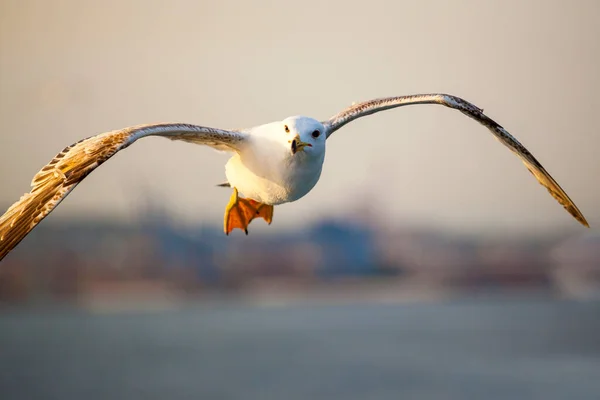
[
  {"x1": 0, "y1": 123, "x2": 246, "y2": 261},
  {"x1": 324, "y1": 94, "x2": 589, "y2": 228}
]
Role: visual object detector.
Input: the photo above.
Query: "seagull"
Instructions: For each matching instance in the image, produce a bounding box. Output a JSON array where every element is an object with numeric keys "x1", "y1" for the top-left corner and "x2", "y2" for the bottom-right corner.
[{"x1": 0, "y1": 94, "x2": 589, "y2": 261}]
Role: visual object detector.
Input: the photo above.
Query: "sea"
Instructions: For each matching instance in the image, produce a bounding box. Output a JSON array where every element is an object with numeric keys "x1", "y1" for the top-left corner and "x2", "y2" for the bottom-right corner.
[{"x1": 1, "y1": 296, "x2": 600, "y2": 399}]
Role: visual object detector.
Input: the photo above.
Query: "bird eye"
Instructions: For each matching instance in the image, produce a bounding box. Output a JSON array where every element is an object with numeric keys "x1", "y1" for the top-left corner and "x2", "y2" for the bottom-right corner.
[
  {"x1": 311, "y1": 130, "x2": 320, "y2": 138},
  {"x1": 284, "y1": 125, "x2": 290, "y2": 133}
]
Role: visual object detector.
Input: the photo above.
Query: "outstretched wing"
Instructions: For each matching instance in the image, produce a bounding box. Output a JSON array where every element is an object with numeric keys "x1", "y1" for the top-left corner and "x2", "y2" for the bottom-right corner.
[
  {"x1": 324, "y1": 94, "x2": 588, "y2": 228},
  {"x1": 0, "y1": 123, "x2": 247, "y2": 261}
]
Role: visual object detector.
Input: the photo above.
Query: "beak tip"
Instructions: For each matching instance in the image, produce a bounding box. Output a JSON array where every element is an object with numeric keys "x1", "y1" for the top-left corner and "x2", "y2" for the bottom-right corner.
[{"x1": 291, "y1": 137, "x2": 312, "y2": 154}]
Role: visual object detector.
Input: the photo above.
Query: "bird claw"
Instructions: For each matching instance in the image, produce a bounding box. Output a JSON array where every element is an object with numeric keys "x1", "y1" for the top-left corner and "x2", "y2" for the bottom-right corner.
[{"x1": 223, "y1": 188, "x2": 273, "y2": 235}]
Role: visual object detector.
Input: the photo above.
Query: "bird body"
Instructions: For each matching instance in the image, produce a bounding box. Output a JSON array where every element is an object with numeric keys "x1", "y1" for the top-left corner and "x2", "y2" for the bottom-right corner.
[
  {"x1": 0, "y1": 94, "x2": 589, "y2": 261},
  {"x1": 225, "y1": 116, "x2": 326, "y2": 205}
]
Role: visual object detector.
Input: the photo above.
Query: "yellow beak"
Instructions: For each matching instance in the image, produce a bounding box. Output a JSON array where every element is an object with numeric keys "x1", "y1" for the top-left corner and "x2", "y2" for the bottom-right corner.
[{"x1": 291, "y1": 136, "x2": 312, "y2": 154}]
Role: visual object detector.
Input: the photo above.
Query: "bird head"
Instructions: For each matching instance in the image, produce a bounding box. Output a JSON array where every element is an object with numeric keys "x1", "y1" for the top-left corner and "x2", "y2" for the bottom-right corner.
[{"x1": 281, "y1": 116, "x2": 326, "y2": 158}]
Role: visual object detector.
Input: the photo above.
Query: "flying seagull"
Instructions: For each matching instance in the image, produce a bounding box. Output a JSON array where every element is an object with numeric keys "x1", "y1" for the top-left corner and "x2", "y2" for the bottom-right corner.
[{"x1": 0, "y1": 94, "x2": 589, "y2": 261}]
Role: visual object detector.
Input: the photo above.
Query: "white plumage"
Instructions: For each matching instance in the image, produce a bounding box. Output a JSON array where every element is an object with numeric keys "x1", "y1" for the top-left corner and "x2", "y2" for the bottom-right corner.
[{"x1": 0, "y1": 94, "x2": 589, "y2": 261}]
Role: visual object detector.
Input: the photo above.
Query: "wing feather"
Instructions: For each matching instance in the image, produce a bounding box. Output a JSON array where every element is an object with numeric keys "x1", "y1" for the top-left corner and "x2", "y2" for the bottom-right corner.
[
  {"x1": 324, "y1": 94, "x2": 588, "y2": 228},
  {"x1": 0, "y1": 123, "x2": 246, "y2": 261}
]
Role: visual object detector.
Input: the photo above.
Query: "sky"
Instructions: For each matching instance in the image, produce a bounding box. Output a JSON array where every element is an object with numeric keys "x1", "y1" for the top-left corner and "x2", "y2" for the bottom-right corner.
[{"x1": 0, "y1": 0, "x2": 599, "y2": 236}]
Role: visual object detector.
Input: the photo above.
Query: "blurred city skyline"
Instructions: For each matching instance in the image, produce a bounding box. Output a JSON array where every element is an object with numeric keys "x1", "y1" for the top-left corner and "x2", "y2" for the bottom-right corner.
[
  {"x1": 1, "y1": 0, "x2": 599, "y2": 236},
  {"x1": 2, "y1": 206, "x2": 599, "y2": 307}
]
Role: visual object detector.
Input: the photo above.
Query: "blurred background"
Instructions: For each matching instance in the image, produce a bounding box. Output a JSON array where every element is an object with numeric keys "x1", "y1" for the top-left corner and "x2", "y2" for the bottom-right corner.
[{"x1": 1, "y1": 0, "x2": 600, "y2": 399}]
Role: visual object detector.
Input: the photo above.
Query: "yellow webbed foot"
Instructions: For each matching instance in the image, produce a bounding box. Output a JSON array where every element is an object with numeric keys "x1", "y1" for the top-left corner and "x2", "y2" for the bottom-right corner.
[
  {"x1": 248, "y1": 199, "x2": 274, "y2": 226},
  {"x1": 224, "y1": 188, "x2": 274, "y2": 235}
]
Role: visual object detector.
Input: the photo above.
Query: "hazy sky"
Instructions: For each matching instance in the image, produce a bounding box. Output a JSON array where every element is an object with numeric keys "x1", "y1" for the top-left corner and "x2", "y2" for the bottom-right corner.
[{"x1": 1, "y1": 0, "x2": 599, "y2": 235}]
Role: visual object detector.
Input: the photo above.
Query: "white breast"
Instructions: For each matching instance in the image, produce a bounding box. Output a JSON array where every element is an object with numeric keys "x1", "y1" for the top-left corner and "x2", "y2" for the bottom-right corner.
[{"x1": 224, "y1": 142, "x2": 324, "y2": 205}]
